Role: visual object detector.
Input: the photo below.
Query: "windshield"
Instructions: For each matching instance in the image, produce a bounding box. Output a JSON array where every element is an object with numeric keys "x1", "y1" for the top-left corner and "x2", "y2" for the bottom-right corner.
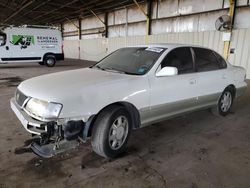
[
  {"x1": 0, "y1": 32, "x2": 6, "y2": 46},
  {"x1": 92, "y1": 47, "x2": 166, "y2": 75}
]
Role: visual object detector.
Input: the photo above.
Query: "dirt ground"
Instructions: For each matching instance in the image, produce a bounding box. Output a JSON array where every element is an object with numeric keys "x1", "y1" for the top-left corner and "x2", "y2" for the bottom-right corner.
[{"x1": 0, "y1": 59, "x2": 250, "y2": 188}]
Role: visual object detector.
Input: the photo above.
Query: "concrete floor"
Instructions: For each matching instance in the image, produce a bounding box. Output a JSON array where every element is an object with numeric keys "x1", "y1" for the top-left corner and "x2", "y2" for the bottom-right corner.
[{"x1": 0, "y1": 59, "x2": 250, "y2": 188}]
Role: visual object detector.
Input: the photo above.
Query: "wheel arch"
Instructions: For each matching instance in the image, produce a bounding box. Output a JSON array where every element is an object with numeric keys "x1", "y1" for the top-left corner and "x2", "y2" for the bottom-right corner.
[
  {"x1": 43, "y1": 52, "x2": 55, "y2": 62},
  {"x1": 85, "y1": 101, "x2": 141, "y2": 139},
  {"x1": 225, "y1": 84, "x2": 236, "y2": 98}
]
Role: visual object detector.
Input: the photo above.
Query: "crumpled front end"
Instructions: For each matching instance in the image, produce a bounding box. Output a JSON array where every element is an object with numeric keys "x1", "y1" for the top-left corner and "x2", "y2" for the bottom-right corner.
[{"x1": 10, "y1": 90, "x2": 90, "y2": 158}]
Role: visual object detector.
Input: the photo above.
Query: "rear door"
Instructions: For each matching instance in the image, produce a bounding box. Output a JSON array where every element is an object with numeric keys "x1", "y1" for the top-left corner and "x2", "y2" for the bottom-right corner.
[
  {"x1": 146, "y1": 47, "x2": 198, "y2": 125},
  {"x1": 192, "y1": 47, "x2": 228, "y2": 107}
]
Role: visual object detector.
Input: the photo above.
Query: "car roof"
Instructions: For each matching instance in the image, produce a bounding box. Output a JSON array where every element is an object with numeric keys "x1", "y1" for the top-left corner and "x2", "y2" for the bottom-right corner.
[{"x1": 131, "y1": 43, "x2": 208, "y2": 50}]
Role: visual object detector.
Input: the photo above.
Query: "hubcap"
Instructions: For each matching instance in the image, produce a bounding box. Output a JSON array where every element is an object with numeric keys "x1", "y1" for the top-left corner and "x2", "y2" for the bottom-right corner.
[
  {"x1": 109, "y1": 116, "x2": 129, "y2": 150},
  {"x1": 47, "y1": 58, "x2": 54, "y2": 65},
  {"x1": 220, "y1": 91, "x2": 232, "y2": 112}
]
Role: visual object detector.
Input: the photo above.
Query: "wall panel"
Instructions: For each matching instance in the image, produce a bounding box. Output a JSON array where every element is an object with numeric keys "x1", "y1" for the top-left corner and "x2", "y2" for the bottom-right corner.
[
  {"x1": 81, "y1": 15, "x2": 105, "y2": 30},
  {"x1": 228, "y1": 29, "x2": 250, "y2": 78},
  {"x1": 156, "y1": 0, "x2": 179, "y2": 18},
  {"x1": 63, "y1": 40, "x2": 80, "y2": 59},
  {"x1": 79, "y1": 38, "x2": 107, "y2": 61}
]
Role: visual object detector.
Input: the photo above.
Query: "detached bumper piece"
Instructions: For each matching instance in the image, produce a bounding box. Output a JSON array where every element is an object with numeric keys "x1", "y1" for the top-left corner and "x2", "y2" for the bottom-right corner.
[{"x1": 31, "y1": 139, "x2": 79, "y2": 158}]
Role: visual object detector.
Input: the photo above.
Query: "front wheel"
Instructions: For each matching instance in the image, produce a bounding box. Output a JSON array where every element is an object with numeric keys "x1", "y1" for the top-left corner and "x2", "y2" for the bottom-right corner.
[{"x1": 91, "y1": 106, "x2": 132, "y2": 158}]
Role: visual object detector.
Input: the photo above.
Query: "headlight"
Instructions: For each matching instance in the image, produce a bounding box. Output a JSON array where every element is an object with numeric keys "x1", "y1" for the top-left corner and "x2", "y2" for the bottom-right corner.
[{"x1": 25, "y1": 98, "x2": 62, "y2": 120}]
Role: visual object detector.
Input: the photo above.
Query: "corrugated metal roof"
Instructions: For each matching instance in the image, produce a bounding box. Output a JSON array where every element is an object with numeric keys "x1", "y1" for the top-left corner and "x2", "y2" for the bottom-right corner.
[{"x1": 0, "y1": 0, "x2": 145, "y2": 25}]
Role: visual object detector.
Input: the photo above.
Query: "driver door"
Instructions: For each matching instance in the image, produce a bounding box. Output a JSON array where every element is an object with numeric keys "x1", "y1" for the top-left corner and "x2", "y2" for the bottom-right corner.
[{"x1": 146, "y1": 47, "x2": 198, "y2": 124}]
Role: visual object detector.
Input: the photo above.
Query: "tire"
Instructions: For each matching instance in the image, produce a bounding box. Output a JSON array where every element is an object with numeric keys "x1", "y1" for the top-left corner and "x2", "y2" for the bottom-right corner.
[
  {"x1": 212, "y1": 87, "x2": 234, "y2": 116},
  {"x1": 44, "y1": 55, "x2": 56, "y2": 67},
  {"x1": 91, "y1": 105, "x2": 132, "y2": 158},
  {"x1": 38, "y1": 62, "x2": 44, "y2": 65}
]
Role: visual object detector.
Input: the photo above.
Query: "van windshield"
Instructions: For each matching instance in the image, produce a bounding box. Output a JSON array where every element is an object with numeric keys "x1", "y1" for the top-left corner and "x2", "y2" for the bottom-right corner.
[
  {"x1": 92, "y1": 47, "x2": 166, "y2": 75},
  {"x1": 0, "y1": 33, "x2": 6, "y2": 46}
]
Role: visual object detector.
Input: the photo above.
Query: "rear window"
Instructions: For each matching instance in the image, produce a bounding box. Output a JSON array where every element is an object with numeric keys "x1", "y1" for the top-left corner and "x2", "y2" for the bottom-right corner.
[
  {"x1": 193, "y1": 48, "x2": 222, "y2": 72},
  {"x1": 214, "y1": 51, "x2": 227, "y2": 69}
]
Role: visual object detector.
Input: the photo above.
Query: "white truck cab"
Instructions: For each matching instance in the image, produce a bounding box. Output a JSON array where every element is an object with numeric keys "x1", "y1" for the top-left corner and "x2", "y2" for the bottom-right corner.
[{"x1": 0, "y1": 25, "x2": 64, "y2": 67}]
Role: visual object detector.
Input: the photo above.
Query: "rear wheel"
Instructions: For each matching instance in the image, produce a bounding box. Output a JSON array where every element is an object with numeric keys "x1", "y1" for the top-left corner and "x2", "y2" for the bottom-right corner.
[
  {"x1": 91, "y1": 105, "x2": 132, "y2": 158},
  {"x1": 44, "y1": 55, "x2": 56, "y2": 67},
  {"x1": 212, "y1": 87, "x2": 234, "y2": 116}
]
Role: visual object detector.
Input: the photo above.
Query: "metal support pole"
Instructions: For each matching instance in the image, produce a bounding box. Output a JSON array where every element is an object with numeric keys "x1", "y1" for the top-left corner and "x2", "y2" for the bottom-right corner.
[
  {"x1": 104, "y1": 12, "x2": 108, "y2": 38},
  {"x1": 65, "y1": 17, "x2": 81, "y2": 40},
  {"x1": 65, "y1": 17, "x2": 79, "y2": 30},
  {"x1": 223, "y1": 0, "x2": 237, "y2": 60},
  {"x1": 90, "y1": 10, "x2": 108, "y2": 38},
  {"x1": 133, "y1": 0, "x2": 151, "y2": 44},
  {"x1": 78, "y1": 18, "x2": 82, "y2": 40},
  {"x1": 147, "y1": 0, "x2": 152, "y2": 35},
  {"x1": 90, "y1": 10, "x2": 105, "y2": 25},
  {"x1": 60, "y1": 23, "x2": 64, "y2": 40}
]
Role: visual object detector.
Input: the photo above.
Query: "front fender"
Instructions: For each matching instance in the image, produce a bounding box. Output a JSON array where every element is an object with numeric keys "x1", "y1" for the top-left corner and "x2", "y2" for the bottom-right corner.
[{"x1": 58, "y1": 75, "x2": 150, "y2": 122}]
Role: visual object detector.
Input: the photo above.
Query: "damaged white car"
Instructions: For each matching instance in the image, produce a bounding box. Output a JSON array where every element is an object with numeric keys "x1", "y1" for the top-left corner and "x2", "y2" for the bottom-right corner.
[{"x1": 11, "y1": 44, "x2": 247, "y2": 158}]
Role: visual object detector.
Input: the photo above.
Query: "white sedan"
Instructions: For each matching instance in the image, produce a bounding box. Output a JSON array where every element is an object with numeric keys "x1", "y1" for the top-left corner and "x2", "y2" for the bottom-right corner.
[{"x1": 11, "y1": 44, "x2": 247, "y2": 158}]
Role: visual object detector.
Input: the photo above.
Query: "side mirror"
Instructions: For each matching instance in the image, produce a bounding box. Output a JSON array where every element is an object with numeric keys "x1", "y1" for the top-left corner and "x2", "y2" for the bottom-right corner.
[{"x1": 156, "y1": 66, "x2": 178, "y2": 77}]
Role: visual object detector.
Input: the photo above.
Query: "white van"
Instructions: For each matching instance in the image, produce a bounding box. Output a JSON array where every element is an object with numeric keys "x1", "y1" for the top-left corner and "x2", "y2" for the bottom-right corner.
[{"x1": 0, "y1": 25, "x2": 64, "y2": 67}]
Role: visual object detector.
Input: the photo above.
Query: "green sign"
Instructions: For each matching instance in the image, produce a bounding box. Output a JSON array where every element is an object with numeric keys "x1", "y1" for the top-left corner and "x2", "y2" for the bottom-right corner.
[{"x1": 11, "y1": 35, "x2": 35, "y2": 49}]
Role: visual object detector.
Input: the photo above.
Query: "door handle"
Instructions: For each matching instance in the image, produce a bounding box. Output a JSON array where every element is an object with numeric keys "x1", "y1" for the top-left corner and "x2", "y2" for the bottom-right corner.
[{"x1": 189, "y1": 78, "x2": 196, "y2": 85}]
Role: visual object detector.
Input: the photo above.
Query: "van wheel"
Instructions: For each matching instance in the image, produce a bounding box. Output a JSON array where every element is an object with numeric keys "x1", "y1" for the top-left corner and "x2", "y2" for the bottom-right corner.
[
  {"x1": 38, "y1": 62, "x2": 44, "y2": 65},
  {"x1": 44, "y1": 55, "x2": 56, "y2": 67},
  {"x1": 211, "y1": 87, "x2": 234, "y2": 116},
  {"x1": 91, "y1": 105, "x2": 132, "y2": 158}
]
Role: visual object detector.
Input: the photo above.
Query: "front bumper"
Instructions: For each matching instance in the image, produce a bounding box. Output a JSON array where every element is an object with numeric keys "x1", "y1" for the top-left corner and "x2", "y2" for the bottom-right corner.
[
  {"x1": 10, "y1": 98, "x2": 48, "y2": 135},
  {"x1": 11, "y1": 98, "x2": 86, "y2": 158}
]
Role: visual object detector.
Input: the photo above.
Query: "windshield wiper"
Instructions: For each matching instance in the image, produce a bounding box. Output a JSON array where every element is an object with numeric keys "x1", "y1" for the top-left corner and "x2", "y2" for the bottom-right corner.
[
  {"x1": 105, "y1": 67, "x2": 142, "y2": 75},
  {"x1": 92, "y1": 65, "x2": 121, "y2": 73},
  {"x1": 103, "y1": 67, "x2": 126, "y2": 74},
  {"x1": 93, "y1": 66, "x2": 140, "y2": 75},
  {"x1": 92, "y1": 65, "x2": 105, "y2": 70}
]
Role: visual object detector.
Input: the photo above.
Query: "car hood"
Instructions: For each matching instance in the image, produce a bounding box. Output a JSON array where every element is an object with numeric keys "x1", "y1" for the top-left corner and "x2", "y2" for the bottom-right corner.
[{"x1": 18, "y1": 67, "x2": 133, "y2": 102}]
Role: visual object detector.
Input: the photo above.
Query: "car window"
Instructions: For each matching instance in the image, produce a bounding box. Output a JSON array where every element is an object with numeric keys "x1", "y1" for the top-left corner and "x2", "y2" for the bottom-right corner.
[
  {"x1": 0, "y1": 33, "x2": 6, "y2": 46},
  {"x1": 194, "y1": 48, "x2": 222, "y2": 72},
  {"x1": 161, "y1": 47, "x2": 194, "y2": 74},
  {"x1": 214, "y1": 51, "x2": 227, "y2": 69},
  {"x1": 93, "y1": 47, "x2": 166, "y2": 75}
]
